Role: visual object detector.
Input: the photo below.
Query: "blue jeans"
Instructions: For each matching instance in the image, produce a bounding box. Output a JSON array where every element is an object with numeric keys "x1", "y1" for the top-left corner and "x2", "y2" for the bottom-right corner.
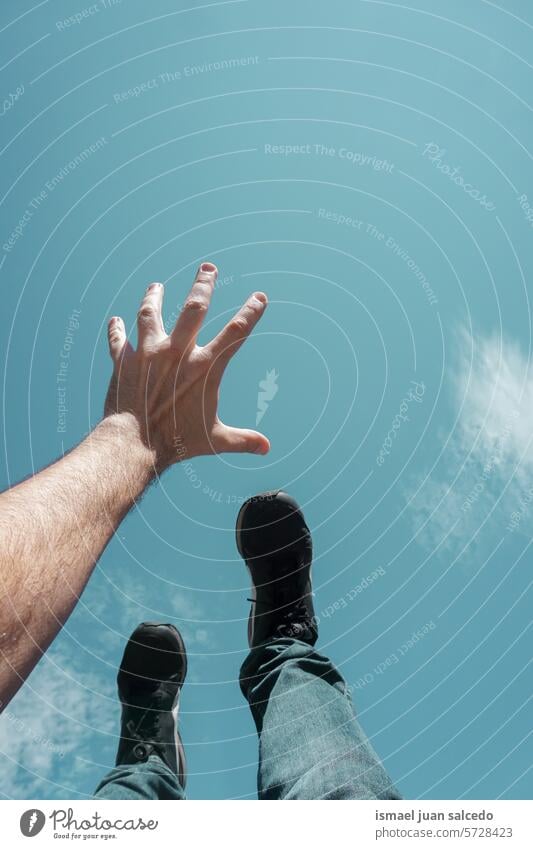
[{"x1": 94, "y1": 638, "x2": 401, "y2": 800}]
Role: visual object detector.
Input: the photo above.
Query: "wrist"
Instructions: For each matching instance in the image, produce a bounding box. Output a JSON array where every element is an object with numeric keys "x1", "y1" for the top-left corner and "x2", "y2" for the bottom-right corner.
[{"x1": 96, "y1": 413, "x2": 159, "y2": 480}]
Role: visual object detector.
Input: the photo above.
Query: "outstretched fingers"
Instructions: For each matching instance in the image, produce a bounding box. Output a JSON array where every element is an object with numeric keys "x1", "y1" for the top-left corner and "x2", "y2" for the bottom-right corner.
[
  {"x1": 137, "y1": 282, "x2": 166, "y2": 350},
  {"x1": 107, "y1": 316, "x2": 133, "y2": 365},
  {"x1": 206, "y1": 291, "x2": 268, "y2": 377},
  {"x1": 171, "y1": 263, "x2": 218, "y2": 349}
]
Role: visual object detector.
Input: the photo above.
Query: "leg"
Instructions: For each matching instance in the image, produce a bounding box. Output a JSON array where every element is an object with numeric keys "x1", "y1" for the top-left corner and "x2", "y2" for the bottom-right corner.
[
  {"x1": 240, "y1": 637, "x2": 400, "y2": 799},
  {"x1": 95, "y1": 755, "x2": 185, "y2": 800},
  {"x1": 236, "y1": 490, "x2": 401, "y2": 800},
  {"x1": 93, "y1": 622, "x2": 188, "y2": 800}
]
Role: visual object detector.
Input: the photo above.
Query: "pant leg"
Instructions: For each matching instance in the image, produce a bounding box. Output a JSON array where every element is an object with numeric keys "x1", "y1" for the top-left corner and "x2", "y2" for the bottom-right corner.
[
  {"x1": 240, "y1": 637, "x2": 402, "y2": 800},
  {"x1": 93, "y1": 754, "x2": 185, "y2": 800}
]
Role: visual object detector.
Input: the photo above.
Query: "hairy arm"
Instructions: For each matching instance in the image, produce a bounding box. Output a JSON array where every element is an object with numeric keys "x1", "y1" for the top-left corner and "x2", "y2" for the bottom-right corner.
[
  {"x1": 0, "y1": 263, "x2": 269, "y2": 708},
  {"x1": 0, "y1": 414, "x2": 154, "y2": 706}
]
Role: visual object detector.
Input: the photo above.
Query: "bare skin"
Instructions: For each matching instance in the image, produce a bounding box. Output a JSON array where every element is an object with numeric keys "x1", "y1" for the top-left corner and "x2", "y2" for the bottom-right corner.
[{"x1": 0, "y1": 262, "x2": 269, "y2": 709}]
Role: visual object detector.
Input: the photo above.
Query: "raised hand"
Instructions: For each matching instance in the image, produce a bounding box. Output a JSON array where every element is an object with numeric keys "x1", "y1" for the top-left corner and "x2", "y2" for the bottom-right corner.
[{"x1": 105, "y1": 262, "x2": 270, "y2": 472}]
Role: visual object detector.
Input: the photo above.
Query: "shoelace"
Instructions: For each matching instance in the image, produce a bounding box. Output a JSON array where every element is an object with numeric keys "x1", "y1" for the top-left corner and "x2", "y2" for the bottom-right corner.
[
  {"x1": 125, "y1": 691, "x2": 165, "y2": 745},
  {"x1": 275, "y1": 599, "x2": 314, "y2": 638},
  {"x1": 248, "y1": 596, "x2": 314, "y2": 638}
]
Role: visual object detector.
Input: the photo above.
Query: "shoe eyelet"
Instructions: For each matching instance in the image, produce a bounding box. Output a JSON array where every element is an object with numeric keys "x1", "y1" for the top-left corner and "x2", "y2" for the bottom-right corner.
[{"x1": 132, "y1": 742, "x2": 152, "y2": 760}]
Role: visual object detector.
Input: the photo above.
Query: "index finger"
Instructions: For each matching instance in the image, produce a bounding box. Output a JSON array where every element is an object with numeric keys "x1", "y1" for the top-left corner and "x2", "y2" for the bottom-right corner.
[{"x1": 170, "y1": 262, "x2": 217, "y2": 348}]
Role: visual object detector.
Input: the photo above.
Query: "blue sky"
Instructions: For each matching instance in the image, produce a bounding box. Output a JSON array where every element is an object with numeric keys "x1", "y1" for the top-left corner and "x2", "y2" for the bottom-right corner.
[{"x1": 0, "y1": 0, "x2": 531, "y2": 799}]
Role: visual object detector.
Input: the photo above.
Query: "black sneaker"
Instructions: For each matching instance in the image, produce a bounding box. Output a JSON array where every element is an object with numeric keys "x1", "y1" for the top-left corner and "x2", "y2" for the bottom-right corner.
[
  {"x1": 236, "y1": 490, "x2": 317, "y2": 648},
  {"x1": 115, "y1": 622, "x2": 187, "y2": 787}
]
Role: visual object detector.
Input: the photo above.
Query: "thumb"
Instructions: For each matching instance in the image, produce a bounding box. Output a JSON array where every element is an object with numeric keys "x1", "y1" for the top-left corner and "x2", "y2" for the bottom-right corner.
[{"x1": 213, "y1": 424, "x2": 270, "y2": 455}]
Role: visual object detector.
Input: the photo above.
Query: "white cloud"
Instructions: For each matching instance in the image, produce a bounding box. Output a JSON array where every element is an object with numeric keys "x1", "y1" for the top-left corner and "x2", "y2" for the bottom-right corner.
[
  {"x1": 406, "y1": 327, "x2": 533, "y2": 553},
  {"x1": 194, "y1": 629, "x2": 209, "y2": 644},
  {"x1": 454, "y1": 327, "x2": 533, "y2": 467},
  {"x1": 0, "y1": 560, "x2": 216, "y2": 796},
  {"x1": 170, "y1": 589, "x2": 207, "y2": 621},
  {"x1": 0, "y1": 643, "x2": 116, "y2": 798}
]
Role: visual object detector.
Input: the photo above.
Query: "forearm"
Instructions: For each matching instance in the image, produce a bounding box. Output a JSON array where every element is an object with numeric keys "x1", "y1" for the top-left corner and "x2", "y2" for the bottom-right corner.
[{"x1": 0, "y1": 413, "x2": 156, "y2": 708}]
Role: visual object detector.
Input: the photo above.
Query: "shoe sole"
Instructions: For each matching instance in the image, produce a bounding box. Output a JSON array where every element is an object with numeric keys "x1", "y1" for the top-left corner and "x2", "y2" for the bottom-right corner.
[
  {"x1": 129, "y1": 622, "x2": 188, "y2": 789},
  {"x1": 235, "y1": 491, "x2": 311, "y2": 647},
  {"x1": 236, "y1": 490, "x2": 287, "y2": 645},
  {"x1": 136, "y1": 622, "x2": 188, "y2": 685},
  {"x1": 235, "y1": 490, "x2": 308, "y2": 558}
]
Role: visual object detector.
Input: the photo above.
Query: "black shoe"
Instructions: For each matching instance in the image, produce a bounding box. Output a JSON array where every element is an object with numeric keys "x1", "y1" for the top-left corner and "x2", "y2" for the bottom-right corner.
[
  {"x1": 236, "y1": 490, "x2": 317, "y2": 648},
  {"x1": 115, "y1": 622, "x2": 187, "y2": 787}
]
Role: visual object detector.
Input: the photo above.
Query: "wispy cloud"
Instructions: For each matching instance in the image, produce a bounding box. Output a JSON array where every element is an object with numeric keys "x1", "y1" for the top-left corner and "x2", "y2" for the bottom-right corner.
[
  {"x1": 0, "y1": 576, "x2": 219, "y2": 798},
  {"x1": 171, "y1": 589, "x2": 206, "y2": 621},
  {"x1": 406, "y1": 327, "x2": 533, "y2": 554},
  {"x1": 0, "y1": 643, "x2": 115, "y2": 798},
  {"x1": 0, "y1": 572, "x2": 196, "y2": 798},
  {"x1": 170, "y1": 591, "x2": 216, "y2": 651}
]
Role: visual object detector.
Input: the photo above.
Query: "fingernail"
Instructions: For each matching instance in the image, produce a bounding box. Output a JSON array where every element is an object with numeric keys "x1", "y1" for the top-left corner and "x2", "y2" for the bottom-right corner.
[
  {"x1": 148, "y1": 282, "x2": 162, "y2": 291},
  {"x1": 200, "y1": 262, "x2": 217, "y2": 273},
  {"x1": 252, "y1": 292, "x2": 268, "y2": 306}
]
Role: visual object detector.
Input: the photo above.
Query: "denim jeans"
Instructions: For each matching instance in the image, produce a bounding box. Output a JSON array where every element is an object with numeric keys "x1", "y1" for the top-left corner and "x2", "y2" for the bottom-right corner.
[{"x1": 94, "y1": 638, "x2": 401, "y2": 800}]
